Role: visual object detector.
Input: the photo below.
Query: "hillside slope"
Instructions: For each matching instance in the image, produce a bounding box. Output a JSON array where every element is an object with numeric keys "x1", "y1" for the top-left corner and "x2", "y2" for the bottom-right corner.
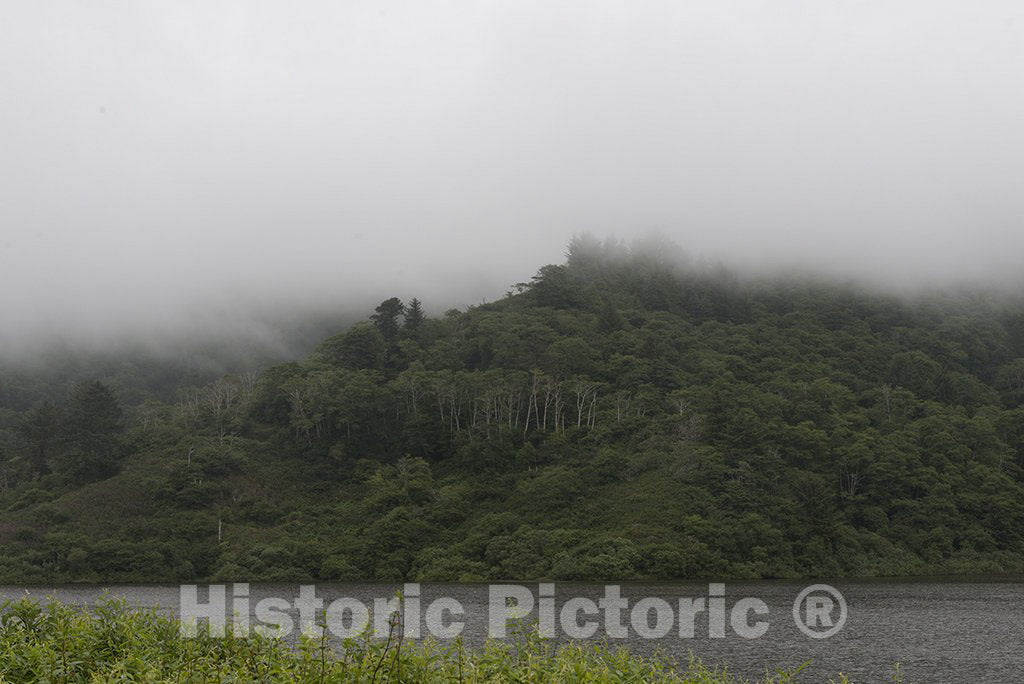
[{"x1": 3, "y1": 239, "x2": 1024, "y2": 583}]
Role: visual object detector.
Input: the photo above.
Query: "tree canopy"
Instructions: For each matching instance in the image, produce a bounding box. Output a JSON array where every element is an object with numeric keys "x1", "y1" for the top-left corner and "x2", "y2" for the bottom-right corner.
[{"x1": 2, "y1": 239, "x2": 1024, "y2": 583}]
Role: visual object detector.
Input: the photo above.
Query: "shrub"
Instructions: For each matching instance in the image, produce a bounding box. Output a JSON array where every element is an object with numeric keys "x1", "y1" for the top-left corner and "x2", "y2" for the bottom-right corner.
[{"x1": 0, "y1": 598, "x2": 841, "y2": 683}]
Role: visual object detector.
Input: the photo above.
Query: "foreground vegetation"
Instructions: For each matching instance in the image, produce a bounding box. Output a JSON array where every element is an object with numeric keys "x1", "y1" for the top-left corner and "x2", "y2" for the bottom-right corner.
[
  {"x1": 0, "y1": 598, "x2": 859, "y2": 683},
  {"x1": 1, "y1": 236, "x2": 1024, "y2": 582}
]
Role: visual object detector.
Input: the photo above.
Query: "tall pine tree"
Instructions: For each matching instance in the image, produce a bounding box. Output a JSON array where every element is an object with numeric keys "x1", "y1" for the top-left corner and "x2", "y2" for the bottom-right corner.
[
  {"x1": 404, "y1": 298, "x2": 425, "y2": 334},
  {"x1": 58, "y1": 381, "x2": 125, "y2": 481}
]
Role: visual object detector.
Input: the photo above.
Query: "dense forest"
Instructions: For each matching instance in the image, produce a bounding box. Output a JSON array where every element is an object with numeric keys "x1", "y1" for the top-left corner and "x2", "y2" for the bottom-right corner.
[{"x1": 2, "y1": 237, "x2": 1024, "y2": 583}]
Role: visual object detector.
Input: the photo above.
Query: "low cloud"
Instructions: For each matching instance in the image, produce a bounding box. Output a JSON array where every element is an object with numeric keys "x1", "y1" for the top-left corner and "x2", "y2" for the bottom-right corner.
[{"x1": 2, "y1": 1, "x2": 1022, "y2": 356}]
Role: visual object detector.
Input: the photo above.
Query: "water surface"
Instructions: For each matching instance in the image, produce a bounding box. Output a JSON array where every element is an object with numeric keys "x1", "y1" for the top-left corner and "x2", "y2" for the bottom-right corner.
[{"x1": 3, "y1": 578, "x2": 1021, "y2": 683}]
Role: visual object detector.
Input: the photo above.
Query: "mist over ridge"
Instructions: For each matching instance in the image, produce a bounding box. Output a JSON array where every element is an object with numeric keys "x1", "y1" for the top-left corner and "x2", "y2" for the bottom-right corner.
[
  {"x1": 3, "y1": 0, "x2": 1023, "y2": 357},
  {"x1": 3, "y1": 229, "x2": 1024, "y2": 364}
]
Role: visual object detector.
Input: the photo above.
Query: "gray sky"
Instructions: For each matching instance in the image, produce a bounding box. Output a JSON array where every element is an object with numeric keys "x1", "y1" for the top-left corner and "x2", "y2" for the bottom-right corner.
[{"x1": 2, "y1": 1, "x2": 1023, "y2": 352}]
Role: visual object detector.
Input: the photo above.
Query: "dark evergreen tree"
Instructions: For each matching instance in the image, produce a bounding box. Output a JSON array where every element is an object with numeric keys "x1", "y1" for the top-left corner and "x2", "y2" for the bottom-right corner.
[
  {"x1": 57, "y1": 381, "x2": 125, "y2": 481},
  {"x1": 371, "y1": 297, "x2": 405, "y2": 349},
  {"x1": 404, "y1": 298, "x2": 425, "y2": 333}
]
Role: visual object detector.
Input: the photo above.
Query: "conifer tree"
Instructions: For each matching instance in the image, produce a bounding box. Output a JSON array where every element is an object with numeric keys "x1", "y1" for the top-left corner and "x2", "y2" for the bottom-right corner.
[{"x1": 404, "y1": 297, "x2": 425, "y2": 332}]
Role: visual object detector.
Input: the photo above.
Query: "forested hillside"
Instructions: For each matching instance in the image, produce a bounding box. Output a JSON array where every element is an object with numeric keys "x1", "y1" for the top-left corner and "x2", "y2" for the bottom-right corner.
[{"x1": 2, "y1": 237, "x2": 1024, "y2": 583}]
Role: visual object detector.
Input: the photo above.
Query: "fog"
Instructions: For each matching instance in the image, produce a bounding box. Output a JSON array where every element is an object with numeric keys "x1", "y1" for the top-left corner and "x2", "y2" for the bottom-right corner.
[{"x1": 2, "y1": 1, "x2": 1023, "y2": 357}]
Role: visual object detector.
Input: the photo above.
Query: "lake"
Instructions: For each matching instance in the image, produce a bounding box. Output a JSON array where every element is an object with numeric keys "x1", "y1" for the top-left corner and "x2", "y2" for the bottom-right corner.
[{"x1": 2, "y1": 577, "x2": 1022, "y2": 682}]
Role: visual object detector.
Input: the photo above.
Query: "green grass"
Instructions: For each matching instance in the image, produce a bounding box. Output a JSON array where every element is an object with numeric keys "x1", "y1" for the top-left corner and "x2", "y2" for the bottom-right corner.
[{"x1": 0, "y1": 597, "x2": 867, "y2": 683}]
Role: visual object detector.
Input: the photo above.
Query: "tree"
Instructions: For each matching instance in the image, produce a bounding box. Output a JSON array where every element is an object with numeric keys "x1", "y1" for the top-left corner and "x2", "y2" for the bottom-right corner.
[
  {"x1": 596, "y1": 298, "x2": 623, "y2": 332},
  {"x1": 404, "y1": 298, "x2": 425, "y2": 333},
  {"x1": 372, "y1": 297, "x2": 405, "y2": 349},
  {"x1": 526, "y1": 265, "x2": 590, "y2": 309},
  {"x1": 57, "y1": 381, "x2": 125, "y2": 481},
  {"x1": 15, "y1": 401, "x2": 59, "y2": 477},
  {"x1": 995, "y1": 359, "x2": 1024, "y2": 406},
  {"x1": 318, "y1": 325, "x2": 386, "y2": 370}
]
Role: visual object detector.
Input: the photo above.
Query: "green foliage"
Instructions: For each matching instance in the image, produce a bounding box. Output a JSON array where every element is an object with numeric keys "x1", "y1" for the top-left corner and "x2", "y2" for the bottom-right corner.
[
  {"x1": 404, "y1": 297, "x2": 426, "y2": 335},
  {"x1": 373, "y1": 297, "x2": 406, "y2": 353},
  {"x1": 3, "y1": 241, "x2": 1024, "y2": 583},
  {"x1": 317, "y1": 325, "x2": 387, "y2": 370},
  {"x1": 13, "y1": 401, "x2": 58, "y2": 477},
  {"x1": 0, "y1": 598, "x2": 842, "y2": 683}
]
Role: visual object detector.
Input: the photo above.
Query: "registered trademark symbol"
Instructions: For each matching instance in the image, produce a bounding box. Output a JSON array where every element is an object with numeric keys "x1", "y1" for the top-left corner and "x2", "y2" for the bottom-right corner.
[{"x1": 792, "y1": 584, "x2": 847, "y2": 639}]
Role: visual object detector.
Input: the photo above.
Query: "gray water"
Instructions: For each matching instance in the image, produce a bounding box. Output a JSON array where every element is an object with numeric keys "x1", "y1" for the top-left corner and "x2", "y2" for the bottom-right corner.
[{"x1": 2, "y1": 578, "x2": 1022, "y2": 683}]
